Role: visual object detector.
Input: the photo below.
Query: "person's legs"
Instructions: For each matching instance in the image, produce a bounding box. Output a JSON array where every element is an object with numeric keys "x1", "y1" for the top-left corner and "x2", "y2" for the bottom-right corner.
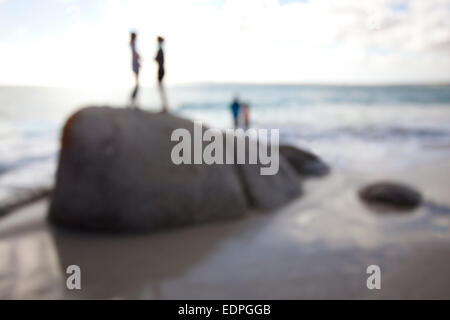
[
  {"x1": 130, "y1": 73, "x2": 140, "y2": 108},
  {"x1": 131, "y1": 84, "x2": 139, "y2": 100},
  {"x1": 158, "y1": 69, "x2": 168, "y2": 113},
  {"x1": 158, "y1": 68, "x2": 165, "y2": 83},
  {"x1": 244, "y1": 114, "x2": 249, "y2": 130}
]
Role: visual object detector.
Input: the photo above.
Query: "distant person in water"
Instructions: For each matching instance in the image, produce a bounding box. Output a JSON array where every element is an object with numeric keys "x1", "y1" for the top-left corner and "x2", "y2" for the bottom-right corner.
[
  {"x1": 242, "y1": 102, "x2": 251, "y2": 130},
  {"x1": 155, "y1": 36, "x2": 168, "y2": 113},
  {"x1": 230, "y1": 97, "x2": 242, "y2": 129},
  {"x1": 130, "y1": 32, "x2": 141, "y2": 107}
]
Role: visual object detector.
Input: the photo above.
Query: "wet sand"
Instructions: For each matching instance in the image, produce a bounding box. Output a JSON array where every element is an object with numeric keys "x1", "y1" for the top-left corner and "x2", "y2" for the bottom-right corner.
[{"x1": 0, "y1": 158, "x2": 449, "y2": 300}]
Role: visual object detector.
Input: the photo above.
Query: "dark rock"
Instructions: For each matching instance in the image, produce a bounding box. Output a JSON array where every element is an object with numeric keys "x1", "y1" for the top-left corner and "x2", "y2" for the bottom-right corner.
[
  {"x1": 279, "y1": 145, "x2": 330, "y2": 177},
  {"x1": 49, "y1": 107, "x2": 247, "y2": 232},
  {"x1": 49, "y1": 107, "x2": 302, "y2": 233},
  {"x1": 359, "y1": 182, "x2": 422, "y2": 211},
  {"x1": 237, "y1": 156, "x2": 302, "y2": 211}
]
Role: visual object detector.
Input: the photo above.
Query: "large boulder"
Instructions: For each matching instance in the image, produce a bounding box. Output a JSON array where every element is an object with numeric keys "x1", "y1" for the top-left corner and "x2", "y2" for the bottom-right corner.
[
  {"x1": 359, "y1": 182, "x2": 423, "y2": 211},
  {"x1": 279, "y1": 145, "x2": 330, "y2": 177},
  {"x1": 49, "y1": 107, "x2": 302, "y2": 232}
]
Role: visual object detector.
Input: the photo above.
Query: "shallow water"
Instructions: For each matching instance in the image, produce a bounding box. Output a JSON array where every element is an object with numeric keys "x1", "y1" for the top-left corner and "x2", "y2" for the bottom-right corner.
[{"x1": 0, "y1": 84, "x2": 450, "y2": 203}]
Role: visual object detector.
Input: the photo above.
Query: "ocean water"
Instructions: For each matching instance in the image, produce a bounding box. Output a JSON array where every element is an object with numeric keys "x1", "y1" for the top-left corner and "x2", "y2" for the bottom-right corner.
[{"x1": 1, "y1": 84, "x2": 450, "y2": 204}]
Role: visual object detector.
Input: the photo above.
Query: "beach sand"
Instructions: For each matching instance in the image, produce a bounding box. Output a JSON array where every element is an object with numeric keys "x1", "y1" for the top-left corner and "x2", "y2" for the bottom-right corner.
[{"x1": 0, "y1": 158, "x2": 449, "y2": 300}]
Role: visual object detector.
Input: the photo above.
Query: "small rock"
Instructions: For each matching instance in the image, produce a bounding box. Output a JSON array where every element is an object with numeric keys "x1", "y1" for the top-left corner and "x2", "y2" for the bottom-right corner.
[{"x1": 359, "y1": 182, "x2": 422, "y2": 211}]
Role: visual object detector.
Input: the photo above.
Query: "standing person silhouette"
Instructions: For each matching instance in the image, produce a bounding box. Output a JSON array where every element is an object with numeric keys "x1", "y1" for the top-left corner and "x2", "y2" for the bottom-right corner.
[
  {"x1": 130, "y1": 32, "x2": 141, "y2": 107},
  {"x1": 230, "y1": 96, "x2": 242, "y2": 129},
  {"x1": 155, "y1": 36, "x2": 168, "y2": 113}
]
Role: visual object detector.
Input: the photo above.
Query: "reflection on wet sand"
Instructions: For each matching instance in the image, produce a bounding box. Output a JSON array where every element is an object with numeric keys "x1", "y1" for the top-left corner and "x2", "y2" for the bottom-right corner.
[
  {"x1": 0, "y1": 161, "x2": 450, "y2": 299},
  {"x1": 51, "y1": 217, "x2": 256, "y2": 299},
  {"x1": 0, "y1": 203, "x2": 62, "y2": 299}
]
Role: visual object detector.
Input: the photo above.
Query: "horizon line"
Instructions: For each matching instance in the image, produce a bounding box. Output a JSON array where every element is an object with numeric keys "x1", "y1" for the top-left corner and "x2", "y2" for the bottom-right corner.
[{"x1": 1, "y1": 81, "x2": 450, "y2": 89}]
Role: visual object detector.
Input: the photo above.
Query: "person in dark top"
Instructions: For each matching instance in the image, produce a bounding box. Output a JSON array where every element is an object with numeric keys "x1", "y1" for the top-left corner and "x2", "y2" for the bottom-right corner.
[
  {"x1": 230, "y1": 97, "x2": 242, "y2": 129},
  {"x1": 155, "y1": 36, "x2": 168, "y2": 112},
  {"x1": 155, "y1": 36, "x2": 165, "y2": 83}
]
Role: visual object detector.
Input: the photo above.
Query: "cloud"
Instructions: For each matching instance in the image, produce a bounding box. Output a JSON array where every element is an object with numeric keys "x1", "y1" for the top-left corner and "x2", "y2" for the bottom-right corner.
[
  {"x1": 0, "y1": 0, "x2": 449, "y2": 86},
  {"x1": 326, "y1": 0, "x2": 450, "y2": 53}
]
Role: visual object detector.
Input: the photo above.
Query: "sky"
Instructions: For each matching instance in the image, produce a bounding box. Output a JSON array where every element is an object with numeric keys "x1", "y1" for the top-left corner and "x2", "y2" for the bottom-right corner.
[{"x1": 0, "y1": 0, "x2": 450, "y2": 87}]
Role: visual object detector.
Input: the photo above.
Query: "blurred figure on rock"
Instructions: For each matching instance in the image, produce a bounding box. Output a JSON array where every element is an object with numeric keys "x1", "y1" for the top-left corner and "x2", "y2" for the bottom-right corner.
[
  {"x1": 129, "y1": 32, "x2": 141, "y2": 108},
  {"x1": 155, "y1": 36, "x2": 168, "y2": 113}
]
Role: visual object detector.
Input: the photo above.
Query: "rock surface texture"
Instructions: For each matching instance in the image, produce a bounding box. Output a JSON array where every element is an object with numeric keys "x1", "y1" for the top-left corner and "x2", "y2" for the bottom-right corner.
[
  {"x1": 49, "y1": 107, "x2": 324, "y2": 232},
  {"x1": 279, "y1": 145, "x2": 330, "y2": 177}
]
